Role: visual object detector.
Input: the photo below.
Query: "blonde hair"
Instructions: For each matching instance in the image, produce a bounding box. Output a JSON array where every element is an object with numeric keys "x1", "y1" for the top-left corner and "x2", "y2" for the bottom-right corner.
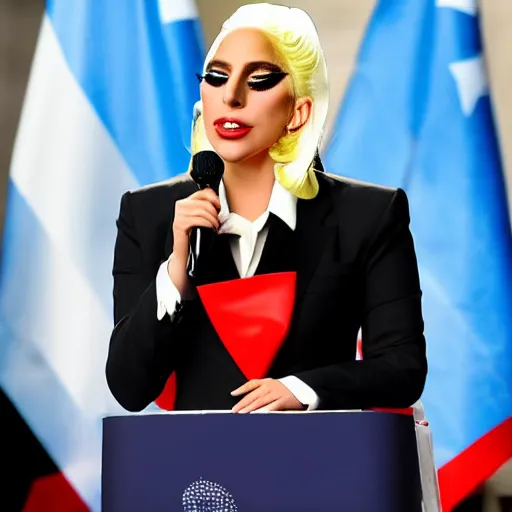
[{"x1": 190, "y1": 3, "x2": 329, "y2": 199}]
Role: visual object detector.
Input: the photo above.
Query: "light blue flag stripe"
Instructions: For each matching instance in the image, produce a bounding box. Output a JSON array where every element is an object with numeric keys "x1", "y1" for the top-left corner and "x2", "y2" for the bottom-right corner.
[
  {"x1": 324, "y1": 1, "x2": 512, "y2": 469},
  {"x1": 46, "y1": 0, "x2": 204, "y2": 187},
  {"x1": 161, "y1": 19, "x2": 205, "y2": 153}
]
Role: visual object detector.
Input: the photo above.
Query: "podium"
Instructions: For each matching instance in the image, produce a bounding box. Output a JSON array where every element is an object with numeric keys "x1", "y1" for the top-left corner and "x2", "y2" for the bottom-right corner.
[{"x1": 102, "y1": 411, "x2": 422, "y2": 511}]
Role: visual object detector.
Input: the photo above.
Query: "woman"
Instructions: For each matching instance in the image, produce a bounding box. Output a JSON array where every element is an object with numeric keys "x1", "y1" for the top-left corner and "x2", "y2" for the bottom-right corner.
[{"x1": 106, "y1": 3, "x2": 427, "y2": 413}]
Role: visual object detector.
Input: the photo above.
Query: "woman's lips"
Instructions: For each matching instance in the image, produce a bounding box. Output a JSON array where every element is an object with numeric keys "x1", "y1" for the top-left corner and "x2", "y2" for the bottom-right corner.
[{"x1": 214, "y1": 118, "x2": 253, "y2": 140}]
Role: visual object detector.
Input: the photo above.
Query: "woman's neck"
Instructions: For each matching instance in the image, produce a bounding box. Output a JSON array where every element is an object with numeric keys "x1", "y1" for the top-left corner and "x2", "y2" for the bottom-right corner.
[{"x1": 223, "y1": 155, "x2": 275, "y2": 222}]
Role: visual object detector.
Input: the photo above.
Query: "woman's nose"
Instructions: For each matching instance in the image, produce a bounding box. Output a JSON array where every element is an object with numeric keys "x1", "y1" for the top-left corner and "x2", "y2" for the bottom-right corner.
[{"x1": 223, "y1": 77, "x2": 246, "y2": 108}]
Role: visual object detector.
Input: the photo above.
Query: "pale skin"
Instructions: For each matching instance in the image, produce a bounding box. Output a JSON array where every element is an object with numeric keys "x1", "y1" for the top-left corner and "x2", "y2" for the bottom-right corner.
[{"x1": 169, "y1": 28, "x2": 313, "y2": 413}]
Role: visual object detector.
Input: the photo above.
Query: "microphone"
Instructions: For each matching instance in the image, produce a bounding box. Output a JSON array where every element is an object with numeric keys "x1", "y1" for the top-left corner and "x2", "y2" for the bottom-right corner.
[{"x1": 187, "y1": 151, "x2": 225, "y2": 281}]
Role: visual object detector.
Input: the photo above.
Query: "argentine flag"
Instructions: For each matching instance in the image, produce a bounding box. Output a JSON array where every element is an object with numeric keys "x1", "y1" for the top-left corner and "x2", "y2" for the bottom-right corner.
[
  {"x1": 324, "y1": 0, "x2": 512, "y2": 510},
  {"x1": 0, "y1": 0, "x2": 204, "y2": 509}
]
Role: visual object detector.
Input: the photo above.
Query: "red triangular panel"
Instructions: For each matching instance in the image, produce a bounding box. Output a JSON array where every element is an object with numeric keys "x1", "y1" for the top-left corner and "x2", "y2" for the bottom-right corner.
[{"x1": 197, "y1": 272, "x2": 296, "y2": 379}]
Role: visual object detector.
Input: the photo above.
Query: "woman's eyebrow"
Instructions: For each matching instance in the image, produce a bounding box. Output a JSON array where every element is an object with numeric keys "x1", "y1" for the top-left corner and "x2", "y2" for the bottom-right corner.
[
  {"x1": 205, "y1": 60, "x2": 284, "y2": 74},
  {"x1": 245, "y1": 61, "x2": 284, "y2": 74},
  {"x1": 206, "y1": 59, "x2": 231, "y2": 72}
]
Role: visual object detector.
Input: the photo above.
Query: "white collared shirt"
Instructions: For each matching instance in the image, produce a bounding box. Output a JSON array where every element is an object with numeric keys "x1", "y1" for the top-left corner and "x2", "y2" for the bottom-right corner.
[{"x1": 156, "y1": 179, "x2": 319, "y2": 410}]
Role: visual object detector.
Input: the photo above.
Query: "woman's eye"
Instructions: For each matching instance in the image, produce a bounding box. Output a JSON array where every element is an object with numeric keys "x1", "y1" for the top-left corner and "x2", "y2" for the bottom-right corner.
[
  {"x1": 248, "y1": 72, "x2": 288, "y2": 91},
  {"x1": 203, "y1": 70, "x2": 229, "y2": 87}
]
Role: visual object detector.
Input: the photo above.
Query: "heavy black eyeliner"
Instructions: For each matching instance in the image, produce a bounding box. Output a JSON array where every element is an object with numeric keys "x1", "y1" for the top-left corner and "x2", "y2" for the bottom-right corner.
[
  {"x1": 198, "y1": 67, "x2": 287, "y2": 90},
  {"x1": 203, "y1": 70, "x2": 229, "y2": 87},
  {"x1": 248, "y1": 72, "x2": 288, "y2": 91}
]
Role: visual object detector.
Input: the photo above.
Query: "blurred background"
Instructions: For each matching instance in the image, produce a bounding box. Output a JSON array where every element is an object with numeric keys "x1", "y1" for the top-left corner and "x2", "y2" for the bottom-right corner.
[
  {"x1": 2, "y1": 0, "x2": 512, "y2": 229},
  {"x1": 1, "y1": 1, "x2": 511, "y2": 511}
]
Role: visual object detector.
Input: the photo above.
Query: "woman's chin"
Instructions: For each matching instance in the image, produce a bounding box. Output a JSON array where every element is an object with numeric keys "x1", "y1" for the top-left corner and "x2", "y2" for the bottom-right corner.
[
  {"x1": 212, "y1": 147, "x2": 255, "y2": 165},
  {"x1": 212, "y1": 144, "x2": 271, "y2": 167},
  {"x1": 215, "y1": 153, "x2": 244, "y2": 164}
]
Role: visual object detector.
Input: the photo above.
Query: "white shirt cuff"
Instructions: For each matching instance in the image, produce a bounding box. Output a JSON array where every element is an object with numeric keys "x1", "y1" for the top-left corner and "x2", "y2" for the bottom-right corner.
[
  {"x1": 156, "y1": 256, "x2": 182, "y2": 321},
  {"x1": 279, "y1": 375, "x2": 320, "y2": 411}
]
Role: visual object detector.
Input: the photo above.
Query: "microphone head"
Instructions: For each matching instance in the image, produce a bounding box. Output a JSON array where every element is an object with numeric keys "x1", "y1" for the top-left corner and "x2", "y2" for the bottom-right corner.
[{"x1": 191, "y1": 151, "x2": 225, "y2": 193}]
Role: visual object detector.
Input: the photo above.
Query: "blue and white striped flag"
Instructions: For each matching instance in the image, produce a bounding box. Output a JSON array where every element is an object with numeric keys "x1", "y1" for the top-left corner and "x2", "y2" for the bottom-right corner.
[{"x1": 0, "y1": 1, "x2": 204, "y2": 509}]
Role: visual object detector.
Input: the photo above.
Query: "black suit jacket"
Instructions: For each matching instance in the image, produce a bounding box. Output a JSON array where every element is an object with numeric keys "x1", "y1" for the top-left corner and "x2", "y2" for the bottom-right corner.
[{"x1": 106, "y1": 171, "x2": 427, "y2": 412}]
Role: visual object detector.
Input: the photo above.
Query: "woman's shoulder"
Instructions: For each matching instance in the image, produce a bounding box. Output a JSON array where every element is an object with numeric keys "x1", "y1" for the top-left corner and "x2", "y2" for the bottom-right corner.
[
  {"x1": 128, "y1": 172, "x2": 196, "y2": 202},
  {"x1": 320, "y1": 169, "x2": 404, "y2": 205},
  {"x1": 319, "y1": 170, "x2": 399, "y2": 200},
  {"x1": 316, "y1": 171, "x2": 410, "y2": 232},
  {"x1": 120, "y1": 173, "x2": 196, "y2": 216},
  {"x1": 116, "y1": 173, "x2": 197, "y2": 240}
]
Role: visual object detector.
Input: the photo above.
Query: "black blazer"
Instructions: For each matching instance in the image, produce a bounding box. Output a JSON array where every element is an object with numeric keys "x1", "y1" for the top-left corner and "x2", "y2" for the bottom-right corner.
[{"x1": 106, "y1": 171, "x2": 427, "y2": 412}]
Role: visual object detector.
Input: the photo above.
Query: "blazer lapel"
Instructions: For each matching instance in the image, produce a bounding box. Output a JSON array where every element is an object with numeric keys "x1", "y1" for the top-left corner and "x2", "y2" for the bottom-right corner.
[{"x1": 293, "y1": 177, "x2": 338, "y2": 310}]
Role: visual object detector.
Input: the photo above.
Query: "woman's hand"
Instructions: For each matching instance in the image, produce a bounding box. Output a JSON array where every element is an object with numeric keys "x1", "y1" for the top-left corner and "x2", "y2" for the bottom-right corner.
[
  {"x1": 231, "y1": 379, "x2": 305, "y2": 413},
  {"x1": 168, "y1": 188, "x2": 221, "y2": 297},
  {"x1": 172, "y1": 188, "x2": 221, "y2": 257}
]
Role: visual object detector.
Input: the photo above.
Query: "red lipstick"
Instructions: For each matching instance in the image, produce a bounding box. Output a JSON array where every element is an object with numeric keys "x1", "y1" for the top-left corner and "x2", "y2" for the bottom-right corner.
[{"x1": 214, "y1": 117, "x2": 252, "y2": 140}]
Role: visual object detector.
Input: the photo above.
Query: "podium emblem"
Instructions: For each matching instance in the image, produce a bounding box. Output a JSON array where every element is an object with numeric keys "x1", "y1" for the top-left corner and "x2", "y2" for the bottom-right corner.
[{"x1": 182, "y1": 477, "x2": 238, "y2": 511}]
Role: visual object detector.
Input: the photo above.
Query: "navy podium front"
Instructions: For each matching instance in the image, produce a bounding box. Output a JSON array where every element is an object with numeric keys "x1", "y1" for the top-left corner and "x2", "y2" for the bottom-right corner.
[{"x1": 102, "y1": 411, "x2": 422, "y2": 511}]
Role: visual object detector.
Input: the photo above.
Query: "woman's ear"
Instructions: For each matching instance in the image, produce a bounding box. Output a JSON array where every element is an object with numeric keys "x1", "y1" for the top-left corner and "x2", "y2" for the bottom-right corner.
[{"x1": 287, "y1": 97, "x2": 313, "y2": 133}]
